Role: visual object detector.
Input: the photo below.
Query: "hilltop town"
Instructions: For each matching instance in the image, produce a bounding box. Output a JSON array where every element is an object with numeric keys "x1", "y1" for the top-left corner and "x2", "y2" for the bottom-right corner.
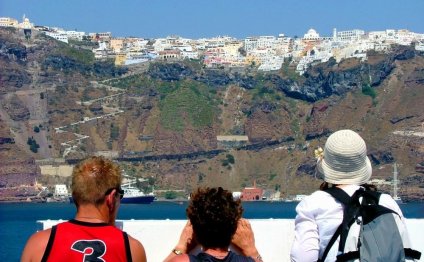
[
  {"x1": 0, "y1": 16, "x2": 423, "y2": 202},
  {"x1": 1, "y1": 16, "x2": 424, "y2": 74}
]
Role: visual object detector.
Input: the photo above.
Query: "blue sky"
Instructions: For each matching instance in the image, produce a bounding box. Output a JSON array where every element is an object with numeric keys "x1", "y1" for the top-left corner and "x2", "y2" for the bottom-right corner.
[{"x1": 1, "y1": 0, "x2": 423, "y2": 39}]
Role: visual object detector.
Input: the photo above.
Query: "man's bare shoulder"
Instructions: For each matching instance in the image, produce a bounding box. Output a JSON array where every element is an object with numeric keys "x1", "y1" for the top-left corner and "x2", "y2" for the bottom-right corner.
[
  {"x1": 21, "y1": 228, "x2": 52, "y2": 262},
  {"x1": 128, "y1": 235, "x2": 147, "y2": 262}
]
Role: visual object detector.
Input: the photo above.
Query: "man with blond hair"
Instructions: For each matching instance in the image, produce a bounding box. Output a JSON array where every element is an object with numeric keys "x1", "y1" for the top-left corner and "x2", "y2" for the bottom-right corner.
[{"x1": 21, "y1": 156, "x2": 147, "y2": 262}]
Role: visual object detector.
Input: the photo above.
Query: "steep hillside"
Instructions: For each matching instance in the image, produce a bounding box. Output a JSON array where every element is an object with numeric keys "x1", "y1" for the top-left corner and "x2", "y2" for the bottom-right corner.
[{"x1": 0, "y1": 28, "x2": 423, "y2": 201}]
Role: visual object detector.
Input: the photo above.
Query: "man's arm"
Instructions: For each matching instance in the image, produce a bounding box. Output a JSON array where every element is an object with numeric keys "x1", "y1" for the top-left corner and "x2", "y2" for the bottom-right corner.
[
  {"x1": 21, "y1": 229, "x2": 51, "y2": 262},
  {"x1": 129, "y1": 235, "x2": 147, "y2": 262}
]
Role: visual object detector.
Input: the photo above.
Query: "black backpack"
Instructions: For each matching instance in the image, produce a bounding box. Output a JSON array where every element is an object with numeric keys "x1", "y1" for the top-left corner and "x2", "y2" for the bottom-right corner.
[{"x1": 318, "y1": 187, "x2": 421, "y2": 262}]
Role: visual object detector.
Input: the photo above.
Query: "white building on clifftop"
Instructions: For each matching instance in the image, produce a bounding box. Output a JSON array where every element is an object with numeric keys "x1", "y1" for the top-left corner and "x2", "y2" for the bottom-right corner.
[{"x1": 0, "y1": 17, "x2": 19, "y2": 27}]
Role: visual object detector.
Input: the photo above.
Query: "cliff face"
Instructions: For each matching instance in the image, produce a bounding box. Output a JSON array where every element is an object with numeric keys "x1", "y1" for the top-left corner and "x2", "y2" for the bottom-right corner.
[
  {"x1": 0, "y1": 27, "x2": 423, "y2": 200},
  {"x1": 267, "y1": 48, "x2": 417, "y2": 102},
  {"x1": 146, "y1": 47, "x2": 416, "y2": 103}
]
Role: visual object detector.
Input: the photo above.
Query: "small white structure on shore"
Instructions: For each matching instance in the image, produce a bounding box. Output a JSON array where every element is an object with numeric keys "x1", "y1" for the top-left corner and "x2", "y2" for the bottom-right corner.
[
  {"x1": 54, "y1": 185, "x2": 69, "y2": 198},
  {"x1": 232, "y1": 191, "x2": 242, "y2": 200},
  {"x1": 294, "y1": 194, "x2": 307, "y2": 201}
]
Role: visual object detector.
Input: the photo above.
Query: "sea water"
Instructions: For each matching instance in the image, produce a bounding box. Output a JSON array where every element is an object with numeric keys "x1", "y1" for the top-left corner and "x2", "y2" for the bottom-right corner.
[{"x1": 0, "y1": 201, "x2": 423, "y2": 261}]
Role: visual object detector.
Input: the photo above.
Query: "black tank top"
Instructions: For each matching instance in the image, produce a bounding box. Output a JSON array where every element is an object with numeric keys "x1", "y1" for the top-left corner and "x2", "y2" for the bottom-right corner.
[{"x1": 188, "y1": 251, "x2": 255, "y2": 262}]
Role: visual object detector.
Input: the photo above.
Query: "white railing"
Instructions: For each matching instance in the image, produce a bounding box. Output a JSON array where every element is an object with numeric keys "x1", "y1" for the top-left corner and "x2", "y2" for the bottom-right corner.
[{"x1": 38, "y1": 219, "x2": 424, "y2": 262}]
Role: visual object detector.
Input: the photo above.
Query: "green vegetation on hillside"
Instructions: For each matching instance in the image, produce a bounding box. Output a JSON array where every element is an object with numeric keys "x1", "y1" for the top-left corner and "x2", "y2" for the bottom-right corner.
[
  {"x1": 105, "y1": 74, "x2": 152, "y2": 90},
  {"x1": 182, "y1": 58, "x2": 203, "y2": 71},
  {"x1": 361, "y1": 84, "x2": 377, "y2": 99},
  {"x1": 54, "y1": 41, "x2": 95, "y2": 65},
  {"x1": 221, "y1": 154, "x2": 235, "y2": 169},
  {"x1": 280, "y1": 60, "x2": 304, "y2": 82},
  {"x1": 164, "y1": 191, "x2": 180, "y2": 199},
  {"x1": 159, "y1": 81, "x2": 217, "y2": 131},
  {"x1": 249, "y1": 74, "x2": 283, "y2": 102},
  {"x1": 110, "y1": 123, "x2": 119, "y2": 140},
  {"x1": 252, "y1": 85, "x2": 277, "y2": 101},
  {"x1": 27, "y1": 137, "x2": 40, "y2": 153},
  {"x1": 361, "y1": 83, "x2": 377, "y2": 105}
]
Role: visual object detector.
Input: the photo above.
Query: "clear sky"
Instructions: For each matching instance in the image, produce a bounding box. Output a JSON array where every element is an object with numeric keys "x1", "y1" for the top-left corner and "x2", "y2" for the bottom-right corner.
[{"x1": 1, "y1": 0, "x2": 423, "y2": 39}]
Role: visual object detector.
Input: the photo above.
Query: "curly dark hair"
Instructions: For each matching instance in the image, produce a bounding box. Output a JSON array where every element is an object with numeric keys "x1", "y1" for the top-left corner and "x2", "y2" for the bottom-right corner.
[{"x1": 186, "y1": 187, "x2": 243, "y2": 249}]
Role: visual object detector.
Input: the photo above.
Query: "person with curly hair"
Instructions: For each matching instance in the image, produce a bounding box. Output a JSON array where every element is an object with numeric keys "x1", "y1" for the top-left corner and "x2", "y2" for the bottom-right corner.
[{"x1": 164, "y1": 187, "x2": 262, "y2": 262}]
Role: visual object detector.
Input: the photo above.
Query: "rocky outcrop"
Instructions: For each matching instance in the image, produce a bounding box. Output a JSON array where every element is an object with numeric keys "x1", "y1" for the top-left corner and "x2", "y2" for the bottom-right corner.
[
  {"x1": 3, "y1": 95, "x2": 30, "y2": 121},
  {"x1": 237, "y1": 136, "x2": 294, "y2": 151},
  {"x1": 295, "y1": 158, "x2": 324, "y2": 179},
  {"x1": 148, "y1": 62, "x2": 194, "y2": 81},
  {"x1": 89, "y1": 102, "x2": 103, "y2": 114},
  {"x1": 43, "y1": 55, "x2": 128, "y2": 77},
  {"x1": 0, "y1": 40, "x2": 27, "y2": 62},
  {"x1": 149, "y1": 48, "x2": 421, "y2": 103},
  {"x1": 146, "y1": 48, "x2": 419, "y2": 102},
  {"x1": 0, "y1": 137, "x2": 15, "y2": 144},
  {"x1": 148, "y1": 63, "x2": 258, "y2": 89},
  {"x1": 0, "y1": 159, "x2": 40, "y2": 188},
  {"x1": 390, "y1": 115, "x2": 415, "y2": 124},
  {"x1": 270, "y1": 47, "x2": 420, "y2": 102},
  {"x1": 416, "y1": 163, "x2": 424, "y2": 174},
  {"x1": 0, "y1": 63, "x2": 32, "y2": 91},
  {"x1": 194, "y1": 69, "x2": 232, "y2": 86},
  {"x1": 249, "y1": 101, "x2": 278, "y2": 114},
  {"x1": 305, "y1": 129, "x2": 331, "y2": 141},
  {"x1": 369, "y1": 150, "x2": 395, "y2": 165},
  {"x1": 0, "y1": 35, "x2": 32, "y2": 92},
  {"x1": 270, "y1": 59, "x2": 393, "y2": 102}
]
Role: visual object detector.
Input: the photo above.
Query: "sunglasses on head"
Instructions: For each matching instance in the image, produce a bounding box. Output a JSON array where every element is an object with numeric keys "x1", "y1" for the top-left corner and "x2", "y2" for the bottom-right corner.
[{"x1": 105, "y1": 187, "x2": 124, "y2": 200}]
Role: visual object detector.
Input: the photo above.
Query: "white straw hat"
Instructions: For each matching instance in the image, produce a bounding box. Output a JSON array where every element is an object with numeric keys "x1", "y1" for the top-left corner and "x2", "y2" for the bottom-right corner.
[{"x1": 317, "y1": 129, "x2": 372, "y2": 185}]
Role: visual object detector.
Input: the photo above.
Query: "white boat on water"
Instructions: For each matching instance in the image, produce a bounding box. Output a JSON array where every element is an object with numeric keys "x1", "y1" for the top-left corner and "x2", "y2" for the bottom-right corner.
[
  {"x1": 120, "y1": 184, "x2": 155, "y2": 204},
  {"x1": 69, "y1": 177, "x2": 156, "y2": 204},
  {"x1": 120, "y1": 176, "x2": 155, "y2": 204}
]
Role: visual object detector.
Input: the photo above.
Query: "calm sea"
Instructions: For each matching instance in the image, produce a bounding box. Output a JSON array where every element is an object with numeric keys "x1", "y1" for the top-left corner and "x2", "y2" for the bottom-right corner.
[{"x1": 1, "y1": 201, "x2": 423, "y2": 261}]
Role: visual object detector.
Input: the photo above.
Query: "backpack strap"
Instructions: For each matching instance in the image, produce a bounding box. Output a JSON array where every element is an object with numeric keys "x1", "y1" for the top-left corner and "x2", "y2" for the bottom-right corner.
[
  {"x1": 324, "y1": 187, "x2": 352, "y2": 206},
  {"x1": 318, "y1": 223, "x2": 342, "y2": 262},
  {"x1": 327, "y1": 188, "x2": 363, "y2": 253},
  {"x1": 319, "y1": 187, "x2": 371, "y2": 261},
  {"x1": 318, "y1": 187, "x2": 354, "y2": 262}
]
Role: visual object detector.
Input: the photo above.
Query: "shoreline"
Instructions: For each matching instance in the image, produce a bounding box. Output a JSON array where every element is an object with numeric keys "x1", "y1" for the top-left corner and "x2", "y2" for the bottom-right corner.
[{"x1": 1, "y1": 198, "x2": 424, "y2": 204}]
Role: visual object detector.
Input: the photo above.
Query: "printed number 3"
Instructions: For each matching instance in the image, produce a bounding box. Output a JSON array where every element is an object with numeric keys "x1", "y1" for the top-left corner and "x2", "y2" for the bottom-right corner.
[{"x1": 71, "y1": 240, "x2": 106, "y2": 262}]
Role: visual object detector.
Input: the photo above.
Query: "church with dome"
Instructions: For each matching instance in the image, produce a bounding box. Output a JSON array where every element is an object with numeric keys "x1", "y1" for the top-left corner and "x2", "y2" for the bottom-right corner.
[{"x1": 303, "y1": 28, "x2": 320, "y2": 40}]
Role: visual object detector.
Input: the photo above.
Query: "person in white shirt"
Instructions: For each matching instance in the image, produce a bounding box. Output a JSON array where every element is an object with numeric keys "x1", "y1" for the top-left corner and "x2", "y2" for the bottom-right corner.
[{"x1": 290, "y1": 129, "x2": 411, "y2": 262}]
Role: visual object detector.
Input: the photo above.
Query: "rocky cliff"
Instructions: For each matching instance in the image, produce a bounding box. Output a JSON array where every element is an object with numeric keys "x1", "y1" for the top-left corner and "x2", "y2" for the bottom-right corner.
[{"x1": 0, "y1": 27, "x2": 423, "y2": 201}]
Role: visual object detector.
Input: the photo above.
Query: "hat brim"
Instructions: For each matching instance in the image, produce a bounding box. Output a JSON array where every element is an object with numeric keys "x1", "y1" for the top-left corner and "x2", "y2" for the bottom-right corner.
[{"x1": 317, "y1": 156, "x2": 372, "y2": 185}]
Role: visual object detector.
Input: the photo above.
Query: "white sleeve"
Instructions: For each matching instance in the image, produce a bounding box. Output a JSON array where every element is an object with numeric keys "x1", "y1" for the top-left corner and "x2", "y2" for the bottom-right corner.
[
  {"x1": 290, "y1": 198, "x2": 320, "y2": 262},
  {"x1": 379, "y1": 194, "x2": 404, "y2": 218}
]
